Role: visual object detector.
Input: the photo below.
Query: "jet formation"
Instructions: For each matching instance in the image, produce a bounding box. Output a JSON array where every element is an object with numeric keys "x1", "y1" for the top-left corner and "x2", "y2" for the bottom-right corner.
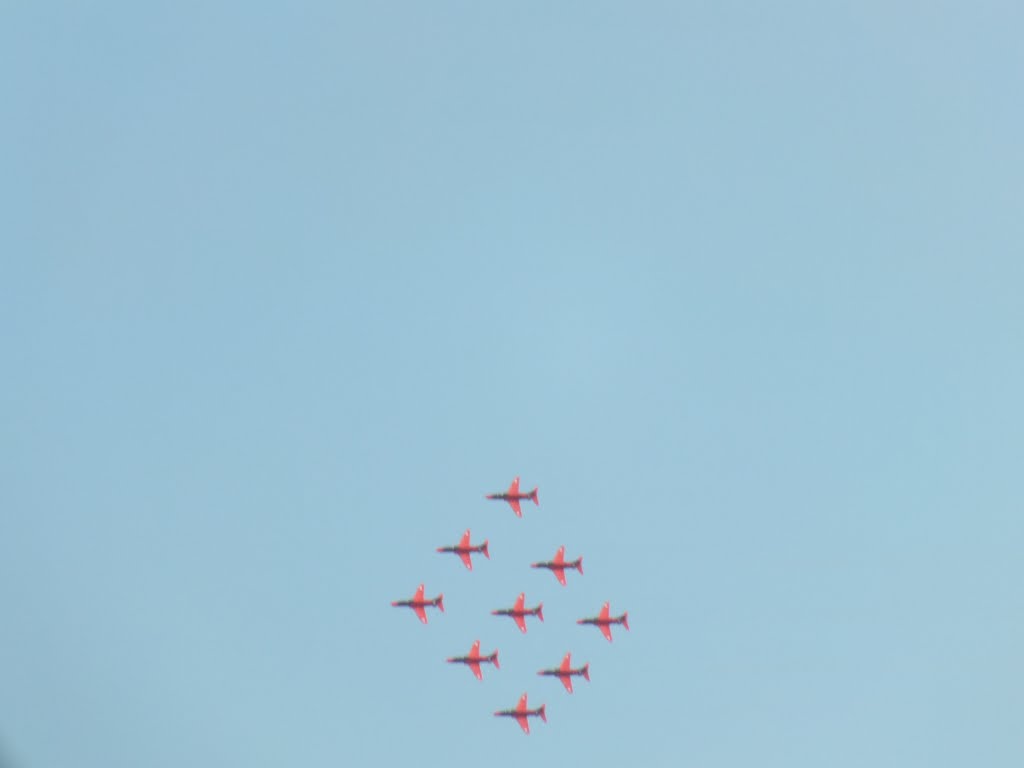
[{"x1": 391, "y1": 475, "x2": 631, "y2": 733}]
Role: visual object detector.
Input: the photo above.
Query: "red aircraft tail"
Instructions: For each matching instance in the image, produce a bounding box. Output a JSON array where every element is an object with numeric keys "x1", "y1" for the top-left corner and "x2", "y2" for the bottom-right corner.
[
  {"x1": 483, "y1": 540, "x2": 490, "y2": 559},
  {"x1": 622, "y1": 611, "x2": 628, "y2": 630},
  {"x1": 530, "y1": 487, "x2": 539, "y2": 506},
  {"x1": 539, "y1": 704, "x2": 547, "y2": 723},
  {"x1": 437, "y1": 594, "x2": 445, "y2": 613},
  {"x1": 576, "y1": 557, "x2": 584, "y2": 574},
  {"x1": 491, "y1": 651, "x2": 500, "y2": 670},
  {"x1": 537, "y1": 603, "x2": 544, "y2": 622}
]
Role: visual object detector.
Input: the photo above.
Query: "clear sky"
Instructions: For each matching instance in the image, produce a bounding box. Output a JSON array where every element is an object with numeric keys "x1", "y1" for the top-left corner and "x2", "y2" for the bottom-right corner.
[{"x1": 2, "y1": 2, "x2": 1022, "y2": 767}]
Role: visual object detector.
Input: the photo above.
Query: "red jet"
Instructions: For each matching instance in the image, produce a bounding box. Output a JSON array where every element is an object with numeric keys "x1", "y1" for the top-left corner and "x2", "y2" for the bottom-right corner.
[
  {"x1": 538, "y1": 652, "x2": 590, "y2": 694},
  {"x1": 577, "y1": 601, "x2": 629, "y2": 642},
  {"x1": 494, "y1": 692, "x2": 546, "y2": 735},
  {"x1": 485, "y1": 476, "x2": 538, "y2": 517},
  {"x1": 531, "y1": 545, "x2": 583, "y2": 586},
  {"x1": 491, "y1": 592, "x2": 544, "y2": 633},
  {"x1": 390, "y1": 584, "x2": 444, "y2": 624},
  {"x1": 436, "y1": 529, "x2": 490, "y2": 570},
  {"x1": 446, "y1": 640, "x2": 500, "y2": 680}
]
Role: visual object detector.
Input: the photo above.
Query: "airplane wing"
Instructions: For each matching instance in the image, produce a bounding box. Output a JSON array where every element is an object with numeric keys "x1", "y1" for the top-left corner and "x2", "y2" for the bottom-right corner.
[
  {"x1": 414, "y1": 584, "x2": 426, "y2": 602},
  {"x1": 515, "y1": 715, "x2": 530, "y2": 734},
  {"x1": 514, "y1": 614, "x2": 528, "y2": 633},
  {"x1": 508, "y1": 498, "x2": 522, "y2": 517},
  {"x1": 470, "y1": 640, "x2": 481, "y2": 656},
  {"x1": 514, "y1": 593, "x2": 526, "y2": 611},
  {"x1": 560, "y1": 675, "x2": 574, "y2": 694},
  {"x1": 560, "y1": 653, "x2": 571, "y2": 671},
  {"x1": 508, "y1": 477, "x2": 520, "y2": 495},
  {"x1": 599, "y1": 602, "x2": 610, "y2": 620},
  {"x1": 415, "y1": 605, "x2": 428, "y2": 624},
  {"x1": 459, "y1": 551, "x2": 473, "y2": 570},
  {"x1": 553, "y1": 546, "x2": 565, "y2": 564},
  {"x1": 553, "y1": 567, "x2": 566, "y2": 586},
  {"x1": 469, "y1": 661, "x2": 482, "y2": 680},
  {"x1": 459, "y1": 529, "x2": 471, "y2": 548},
  {"x1": 600, "y1": 623, "x2": 613, "y2": 642}
]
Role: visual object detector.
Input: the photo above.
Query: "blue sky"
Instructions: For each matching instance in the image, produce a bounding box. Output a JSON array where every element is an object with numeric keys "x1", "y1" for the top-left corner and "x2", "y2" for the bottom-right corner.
[{"x1": 2, "y1": 2, "x2": 1022, "y2": 767}]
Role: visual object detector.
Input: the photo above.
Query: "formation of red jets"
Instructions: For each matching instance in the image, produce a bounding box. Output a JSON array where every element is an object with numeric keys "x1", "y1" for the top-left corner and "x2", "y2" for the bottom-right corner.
[{"x1": 391, "y1": 476, "x2": 631, "y2": 734}]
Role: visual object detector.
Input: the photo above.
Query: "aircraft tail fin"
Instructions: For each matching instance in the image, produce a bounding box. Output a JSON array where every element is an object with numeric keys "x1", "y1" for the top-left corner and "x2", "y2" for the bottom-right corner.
[
  {"x1": 622, "y1": 611, "x2": 629, "y2": 631},
  {"x1": 492, "y1": 651, "x2": 500, "y2": 670},
  {"x1": 537, "y1": 603, "x2": 544, "y2": 622},
  {"x1": 539, "y1": 704, "x2": 547, "y2": 723},
  {"x1": 483, "y1": 540, "x2": 490, "y2": 559},
  {"x1": 576, "y1": 557, "x2": 584, "y2": 574},
  {"x1": 437, "y1": 594, "x2": 445, "y2": 613},
  {"x1": 530, "y1": 487, "x2": 539, "y2": 506},
  {"x1": 583, "y1": 663, "x2": 590, "y2": 681}
]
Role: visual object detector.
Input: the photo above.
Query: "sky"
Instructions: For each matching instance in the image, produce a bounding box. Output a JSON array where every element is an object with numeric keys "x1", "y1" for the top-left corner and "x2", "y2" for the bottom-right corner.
[{"x1": 2, "y1": 2, "x2": 1023, "y2": 766}]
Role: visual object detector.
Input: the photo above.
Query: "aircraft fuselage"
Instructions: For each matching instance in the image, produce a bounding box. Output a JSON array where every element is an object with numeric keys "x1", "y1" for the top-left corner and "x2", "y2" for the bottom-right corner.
[
  {"x1": 533, "y1": 559, "x2": 581, "y2": 569},
  {"x1": 495, "y1": 708, "x2": 543, "y2": 718}
]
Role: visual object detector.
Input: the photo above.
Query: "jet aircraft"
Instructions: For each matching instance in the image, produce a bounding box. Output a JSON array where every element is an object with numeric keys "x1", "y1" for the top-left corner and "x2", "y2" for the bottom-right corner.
[
  {"x1": 391, "y1": 583, "x2": 444, "y2": 624},
  {"x1": 494, "y1": 692, "x2": 546, "y2": 734},
  {"x1": 577, "y1": 601, "x2": 629, "y2": 642},
  {"x1": 485, "y1": 476, "x2": 538, "y2": 517},
  {"x1": 436, "y1": 529, "x2": 489, "y2": 570},
  {"x1": 531, "y1": 545, "x2": 583, "y2": 586},
  {"x1": 446, "y1": 640, "x2": 500, "y2": 680},
  {"x1": 537, "y1": 652, "x2": 590, "y2": 694},
  {"x1": 491, "y1": 592, "x2": 543, "y2": 633}
]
